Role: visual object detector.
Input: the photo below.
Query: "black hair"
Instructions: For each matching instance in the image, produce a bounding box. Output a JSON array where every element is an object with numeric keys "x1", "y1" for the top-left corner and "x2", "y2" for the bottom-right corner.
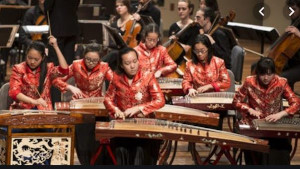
[
  {"x1": 26, "y1": 41, "x2": 47, "y2": 94},
  {"x1": 201, "y1": 7, "x2": 217, "y2": 23},
  {"x1": 83, "y1": 42, "x2": 102, "y2": 59},
  {"x1": 178, "y1": 0, "x2": 194, "y2": 16},
  {"x1": 141, "y1": 23, "x2": 161, "y2": 45},
  {"x1": 202, "y1": 0, "x2": 219, "y2": 12},
  {"x1": 287, "y1": 0, "x2": 300, "y2": 7},
  {"x1": 191, "y1": 34, "x2": 213, "y2": 64},
  {"x1": 116, "y1": 47, "x2": 138, "y2": 75},
  {"x1": 256, "y1": 57, "x2": 276, "y2": 76}
]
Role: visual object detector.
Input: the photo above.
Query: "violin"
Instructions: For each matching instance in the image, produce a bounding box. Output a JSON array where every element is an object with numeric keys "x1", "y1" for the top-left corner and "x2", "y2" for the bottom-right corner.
[
  {"x1": 31, "y1": 14, "x2": 47, "y2": 41},
  {"x1": 122, "y1": 0, "x2": 152, "y2": 48}
]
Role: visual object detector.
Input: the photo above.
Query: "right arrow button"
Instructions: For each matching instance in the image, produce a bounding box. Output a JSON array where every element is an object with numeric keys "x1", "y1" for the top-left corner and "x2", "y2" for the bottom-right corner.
[{"x1": 289, "y1": 7, "x2": 295, "y2": 16}]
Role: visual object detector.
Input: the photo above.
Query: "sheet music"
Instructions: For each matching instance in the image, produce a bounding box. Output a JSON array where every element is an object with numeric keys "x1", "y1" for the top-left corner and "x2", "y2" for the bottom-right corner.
[
  {"x1": 22, "y1": 25, "x2": 49, "y2": 34},
  {"x1": 227, "y1": 22, "x2": 277, "y2": 32}
]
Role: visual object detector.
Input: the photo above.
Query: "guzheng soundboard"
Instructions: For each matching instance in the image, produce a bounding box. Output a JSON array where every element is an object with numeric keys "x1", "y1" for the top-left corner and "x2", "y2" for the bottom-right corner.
[
  {"x1": 155, "y1": 104, "x2": 220, "y2": 127},
  {"x1": 158, "y1": 77, "x2": 184, "y2": 96},
  {"x1": 95, "y1": 118, "x2": 269, "y2": 153},
  {"x1": 237, "y1": 117, "x2": 300, "y2": 138},
  {"x1": 172, "y1": 92, "x2": 236, "y2": 111},
  {"x1": 55, "y1": 97, "x2": 108, "y2": 117}
]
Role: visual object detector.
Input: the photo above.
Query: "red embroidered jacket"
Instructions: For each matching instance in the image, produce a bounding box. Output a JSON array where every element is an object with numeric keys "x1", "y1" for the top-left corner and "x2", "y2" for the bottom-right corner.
[
  {"x1": 104, "y1": 70, "x2": 165, "y2": 118},
  {"x1": 233, "y1": 75, "x2": 300, "y2": 121},
  {"x1": 53, "y1": 60, "x2": 113, "y2": 99},
  {"x1": 134, "y1": 42, "x2": 177, "y2": 76},
  {"x1": 182, "y1": 56, "x2": 230, "y2": 94},
  {"x1": 9, "y1": 62, "x2": 69, "y2": 110}
]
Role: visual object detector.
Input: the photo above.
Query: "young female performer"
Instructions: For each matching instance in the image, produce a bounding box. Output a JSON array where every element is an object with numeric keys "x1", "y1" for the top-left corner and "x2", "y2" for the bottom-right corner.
[
  {"x1": 104, "y1": 47, "x2": 165, "y2": 165},
  {"x1": 9, "y1": 36, "x2": 68, "y2": 110},
  {"x1": 134, "y1": 23, "x2": 177, "y2": 78}
]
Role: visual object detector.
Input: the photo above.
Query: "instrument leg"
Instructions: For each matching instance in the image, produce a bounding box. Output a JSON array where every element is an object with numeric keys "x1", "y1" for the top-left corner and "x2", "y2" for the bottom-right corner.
[
  {"x1": 158, "y1": 140, "x2": 173, "y2": 165},
  {"x1": 90, "y1": 139, "x2": 117, "y2": 165},
  {"x1": 290, "y1": 138, "x2": 298, "y2": 160},
  {"x1": 190, "y1": 142, "x2": 203, "y2": 165}
]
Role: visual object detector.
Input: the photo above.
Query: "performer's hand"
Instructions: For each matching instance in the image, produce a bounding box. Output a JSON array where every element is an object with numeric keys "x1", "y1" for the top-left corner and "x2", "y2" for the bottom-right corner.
[
  {"x1": 136, "y1": 112, "x2": 145, "y2": 118},
  {"x1": 204, "y1": 34, "x2": 215, "y2": 44},
  {"x1": 48, "y1": 35, "x2": 58, "y2": 48},
  {"x1": 124, "y1": 106, "x2": 141, "y2": 117},
  {"x1": 169, "y1": 35, "x2": 177, "y2": 40},
  {"x1": 32, "y1": 98, "x2": 47, "y2": 108},
  {"x1": 285, "y1": 26, "x2": 300, "y2": 38},
  {"x1": 115, "y1": 109, "x2": 125, "y2": 120},
  {"x1": 132, "y1": 13, "x2": 141, "y2": 21},
  {"x1": 188, "y1": 88, "x2": 198, "y2": 97},
  {"x1": 265, "y1": 111, "x2": 288, "y2": 122},
  {"x1": 248, "y1": 108, "x2": 262, "y2": 118},
  {"x1": 154, "y1": 70, "x2": 162, "y2": 78},
  {"x1": 197, "y1": 84, "x2": 213, "y2": 93},
  {"x1": 67, "y1": 85, "x2": 84, "y2": 99}
]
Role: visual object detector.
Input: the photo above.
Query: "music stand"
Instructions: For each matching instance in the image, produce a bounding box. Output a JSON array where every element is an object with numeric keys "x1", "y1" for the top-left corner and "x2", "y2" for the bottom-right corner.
[
  {"x1": 0, "y1": 5, "x2": 31, "y2": 25},
  {"x1": 0, "y1": 25, "x2": 19, "y2": 48},
  {"x1": 78, "y1": 20, "x2": 107, "y2": 44},
  {"x1": 226, "y1": 22, "x2": 280, "y2": 53},
  {"x1": 103, "y1": 24, "x2": 127, "y2": 49},
  {"x1": 77, "y1": 4, "x2": 106, "y2": 20}
]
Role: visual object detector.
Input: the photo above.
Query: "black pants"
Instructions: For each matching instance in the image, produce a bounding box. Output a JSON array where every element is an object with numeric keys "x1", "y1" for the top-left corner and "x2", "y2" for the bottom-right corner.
[
  {"x1": 110, "y1": 138, "x2": 162, "y2": 165},
  {"x1": 244, "y1": 138, "x2": 292, "y2": 165}
]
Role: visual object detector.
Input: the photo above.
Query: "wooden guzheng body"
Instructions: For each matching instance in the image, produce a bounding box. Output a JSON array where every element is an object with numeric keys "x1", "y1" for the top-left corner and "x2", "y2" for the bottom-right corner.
[
  {"x1": 172, "y1": 92, "x2": 236, "y2": 111},
  {"x1": 55, "y1": 97, "x2": 108, "y2": 117},
  {"x1": 95, "y1": 118, "x2": 269, "y2": 152},
  {"x1": 0, "y1": 109, "x2": 95, "y2": 125},
  {"x1": 158, "y1": 77, "x2": 184, "y2": 96},
  {"x1": 237, "y1": 117, "x2": 300, "y2": 138},
  {"x1": 155, "y1": 104, "x2": 220, "y2": 127}
]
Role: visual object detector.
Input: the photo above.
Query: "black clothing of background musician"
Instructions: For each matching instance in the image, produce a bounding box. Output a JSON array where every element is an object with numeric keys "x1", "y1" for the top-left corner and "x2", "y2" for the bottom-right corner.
[
  {"x1": 131, "y1": 0, "x2": 161, "y2": 28},
  {"x1": 19, "y1": 2, "x2": 48, "y2": 47},
  {"x1": 281, "y1": 2, "x2": 300, "y2": 91}
]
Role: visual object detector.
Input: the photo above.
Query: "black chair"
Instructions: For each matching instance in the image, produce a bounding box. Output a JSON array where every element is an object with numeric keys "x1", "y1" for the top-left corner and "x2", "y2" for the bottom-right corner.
[
  {"x1": 230, "y1": 45, "x2": 245, "y2": 84},
  {"x1": 0, "y1": 82, "x2": 13, "y2": 110}
]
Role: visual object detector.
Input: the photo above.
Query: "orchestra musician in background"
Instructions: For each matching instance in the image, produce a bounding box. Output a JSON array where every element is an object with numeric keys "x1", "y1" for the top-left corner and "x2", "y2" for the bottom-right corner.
[
  {"x1": 132, "y1": 0, "x2": 161, "y2": 28},
  {"x1": 8, "y1": 36, "x2": 68, "y2": 110},
  {"x1": 194, "y1": 7, "x2": 232, "y2": 70},
  {"x1": 104, "y1": 47, "x2": 165, "y2": 165},
  {"x1": 134, "y1": 23, "x2": 177, "y2": 78},
  {"x1": 19, "y1": 0, "x2": 48, "y2": 48},
  {"x1": 233, "y1": 57, "x2": 300, "y2": 165},
  {"x1": 281, "y1": 0, "x2": 300, "y2": 91},
  {"x1": 168, "y1": 0, "x2": 198, "y2": 58},
  {"x1": 182, "y1": 34, "x2": 230, "y2": 129},
  {"x1": 199, "y1": 0, "x2": 220, "y2": 14}
]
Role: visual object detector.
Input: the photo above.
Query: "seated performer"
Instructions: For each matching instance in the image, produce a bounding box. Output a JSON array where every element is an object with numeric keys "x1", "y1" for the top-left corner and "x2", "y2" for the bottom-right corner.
[
  {"x1": 134, "y1": 23, "x2": 177, "y2": 78},
  {"x1": 53, "y1": 42, "x2": 113, "y2": 165},
  {"x1": 9, "y1": 36, "x2": 68, "y2": 110},
  {"x1": 233, "y1": 57, "x2": 300, "y2": 165},
  {"x1": 182, "y1": 34, "x2": 230, "y2": 130},
  {"x1": 182, "y1": 34, "x2": 230, "y2": 96},
  {"x1": 104, "y1": 47, "x2": 165, "y2": 165},
  {"x1": 53, "y1": 42, "x2": 113, "y2": 99}
]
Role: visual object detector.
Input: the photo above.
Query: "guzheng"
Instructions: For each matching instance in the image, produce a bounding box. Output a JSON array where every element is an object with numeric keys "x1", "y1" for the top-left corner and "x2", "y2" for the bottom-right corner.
[
  {"x1": 155, "y1": 104, "x2": 220, "y2": 127},
  {"x1": 95, "y1": 118, "x2": 269, "y2": 153},
  {"x1": 158, "y1": 77, "x2": 184, "y2": 96},
  {"x1": 237, "y1": 117, "x2": 300, "y2": 138},
  {"x1": 55, "y1": 97, "x2": 108, "y2": 117},
  {"x1": 0, "y1": 109, "x2": 95, "y2": 125},
  {"x1": 172, "y1": 92, "x2": 235, "y2": 111}
]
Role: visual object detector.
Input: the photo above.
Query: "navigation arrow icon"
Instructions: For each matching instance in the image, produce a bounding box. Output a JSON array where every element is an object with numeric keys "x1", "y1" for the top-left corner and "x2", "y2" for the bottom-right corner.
[
  {"x1": 289, "y1": 7, "x2": 295, "y2": 16},
  {"x1": 259, "y1": 7, "x2": 264, "y2": 16}
]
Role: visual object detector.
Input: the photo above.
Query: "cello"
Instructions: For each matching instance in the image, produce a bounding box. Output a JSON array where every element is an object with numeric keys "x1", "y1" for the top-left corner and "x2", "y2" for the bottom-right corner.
[
  {"x1": 267, "y1": 17, "x2": 300, "y2": 74},
  {"x1": 122, "y1": 0, "x2": 152, "y2": 48},
  {"x1": 31, "y1": 14, "x2": 48, "y2": 41}
]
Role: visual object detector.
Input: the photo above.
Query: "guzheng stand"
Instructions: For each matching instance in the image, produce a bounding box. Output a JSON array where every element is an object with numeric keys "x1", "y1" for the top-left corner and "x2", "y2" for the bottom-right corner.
[{"x1": 0, "y1": 110, "x2": 94, "y2": 165}]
